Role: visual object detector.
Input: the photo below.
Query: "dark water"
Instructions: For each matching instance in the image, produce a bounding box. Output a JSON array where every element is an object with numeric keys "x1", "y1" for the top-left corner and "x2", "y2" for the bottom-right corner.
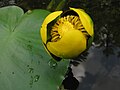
[{"x1": 0, "y1": 0, "x2": 120, "y2": 90}]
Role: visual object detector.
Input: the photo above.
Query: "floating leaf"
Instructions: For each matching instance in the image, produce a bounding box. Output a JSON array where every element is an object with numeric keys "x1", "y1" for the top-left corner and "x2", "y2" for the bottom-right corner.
[{"x1": 0, "y1": 6, "x2": 69, "y2": 90}]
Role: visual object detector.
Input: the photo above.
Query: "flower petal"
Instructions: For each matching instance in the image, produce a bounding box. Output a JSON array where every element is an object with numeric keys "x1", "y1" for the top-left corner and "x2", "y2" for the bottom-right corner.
[
  {"x1": 70, "y1": 8, "x2": 94, "y2": 36},
  {"x1": 47, "y1": 30, "x2": 86, "y2": 58},
  {"x1": 40, "y1": 11, "x2": 63, "y2": 44}
]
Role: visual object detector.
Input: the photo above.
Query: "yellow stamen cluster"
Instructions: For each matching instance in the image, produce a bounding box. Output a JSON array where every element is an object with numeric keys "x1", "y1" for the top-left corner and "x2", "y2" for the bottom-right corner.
[{"x1": 50, "y1": 15, "x2": 89, "y2": 42}]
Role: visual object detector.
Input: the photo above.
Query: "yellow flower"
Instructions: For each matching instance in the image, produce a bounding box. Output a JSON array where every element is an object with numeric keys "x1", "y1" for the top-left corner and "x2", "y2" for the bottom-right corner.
[{"x1": 40, "y1": 7, "x2": 94, "y2": 60}]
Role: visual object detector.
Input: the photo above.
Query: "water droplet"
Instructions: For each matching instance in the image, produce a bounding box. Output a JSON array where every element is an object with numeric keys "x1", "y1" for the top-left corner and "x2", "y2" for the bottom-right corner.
[
  {"x1": 28, "y1": 68, "x2": 34, "y2": 73},
  {"x1": 28, "y1": 41, "x2": 31, "y2": 43},
  {"x1": 34, "y1": 75, "x2": 40, "y2": 82},
  {"x1": 12, "y1": 72, "x2": 14, "y2": 74},
  {"x1": 29, "y1": 75, "x2": 40, "y2": 88},
  {"x1": 27, "y1": 10, "x2": 32, "y2": 14},
  {"x1": 38, "y1": 60, "x2": 40, "y2": 65},
  {"x1": 27, "y1": 45, "x2": 32, "y2": 51},
  {"x1": 48, "y1": 59, "x2": 58, "y2": 69}
]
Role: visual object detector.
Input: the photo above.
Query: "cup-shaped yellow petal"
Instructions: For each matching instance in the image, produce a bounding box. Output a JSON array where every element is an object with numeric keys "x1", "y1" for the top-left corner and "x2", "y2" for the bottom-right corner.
[
  {"x1": 70, "y1": 8, "x2": 94, "y2": 36},
  {"x1": 40, "y1": 11, "x2": 62, "y2": 44},
  {"x1": 47, "y1": 30, "x2": 86, "y2": 58}
]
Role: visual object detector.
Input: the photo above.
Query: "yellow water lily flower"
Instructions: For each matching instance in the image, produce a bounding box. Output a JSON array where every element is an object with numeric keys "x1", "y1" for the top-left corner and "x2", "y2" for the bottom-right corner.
[{"x1": 40, "y1": 7, "x2": 94, "y2": 60}]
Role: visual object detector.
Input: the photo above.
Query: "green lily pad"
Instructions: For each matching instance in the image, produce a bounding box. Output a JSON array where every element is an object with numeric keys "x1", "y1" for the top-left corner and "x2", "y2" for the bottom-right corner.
[{"x1": 0, "y1": 6, "x2": 69, "y2": 90}]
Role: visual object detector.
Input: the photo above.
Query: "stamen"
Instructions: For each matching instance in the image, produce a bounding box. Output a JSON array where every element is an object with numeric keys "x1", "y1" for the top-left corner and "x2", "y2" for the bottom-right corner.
[{"x1": 50, "y1": 15, "x2": 89, "y2": 42}]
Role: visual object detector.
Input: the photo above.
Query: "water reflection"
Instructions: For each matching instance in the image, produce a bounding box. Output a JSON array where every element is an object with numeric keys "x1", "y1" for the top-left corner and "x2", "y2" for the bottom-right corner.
[
  {"x1": 76, "y1": 41, "x2": 120, "y2": 89},
  {"x1": 67, "y1": 0, "x2": 120, "y2": 89}
]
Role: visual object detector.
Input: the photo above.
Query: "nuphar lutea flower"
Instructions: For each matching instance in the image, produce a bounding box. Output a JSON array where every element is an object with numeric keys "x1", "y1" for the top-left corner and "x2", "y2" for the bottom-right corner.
[{"x1": 40, "y1": 8, "x2": 94, "y2": 61}]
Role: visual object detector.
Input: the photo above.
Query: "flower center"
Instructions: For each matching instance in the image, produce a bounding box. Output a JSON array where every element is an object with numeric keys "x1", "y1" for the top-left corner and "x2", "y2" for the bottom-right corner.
[{"x1": 50, "y1": 15, "x2": 88, "y2": 42}]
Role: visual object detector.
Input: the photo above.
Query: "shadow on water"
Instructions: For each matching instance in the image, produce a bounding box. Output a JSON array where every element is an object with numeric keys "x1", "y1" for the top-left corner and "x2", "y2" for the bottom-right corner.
[{"x1": 0, "y1": 0, "x2": 120, "y2": 90}]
